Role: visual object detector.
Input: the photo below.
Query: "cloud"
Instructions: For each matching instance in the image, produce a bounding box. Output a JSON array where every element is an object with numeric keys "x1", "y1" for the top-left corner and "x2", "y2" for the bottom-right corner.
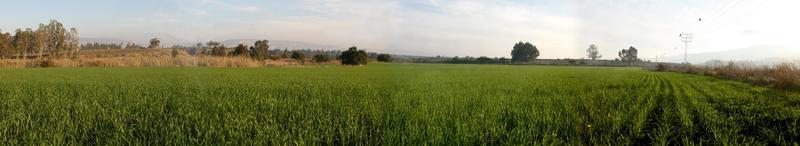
[
  {"x1": 179, "y1": 6, "x2": 209, "y2": 16},
  {"x1": 75, "y1": 0, "x2": 799, "y2": 59},
  {"x1": 178, "y1": 0, "x2": 260, "y2": 13},
  {"x1": 235, "y1": 6, "x2": 259, "y2": 12},
  {"x1": 257, "y1": 0, "x2": 580, "y2": 57}
]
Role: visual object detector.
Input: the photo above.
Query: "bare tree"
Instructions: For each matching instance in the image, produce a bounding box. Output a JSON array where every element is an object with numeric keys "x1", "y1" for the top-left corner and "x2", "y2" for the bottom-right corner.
[
  {"x1": 586, "y1": 44, "x2": 601, "y2": 60},
  {"x1": 0, "y1": 29, "x2": 12, "y2": 59},
  {"x1": 34, "y1": 24, "x2": 49, "y2": 58},
  {"x1": 66, "y1": 28, "x2": 79, "y2": 57}
]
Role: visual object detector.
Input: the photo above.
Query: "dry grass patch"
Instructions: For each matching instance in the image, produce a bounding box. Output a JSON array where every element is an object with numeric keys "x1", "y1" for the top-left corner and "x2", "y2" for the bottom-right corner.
[
  {"x1": 656, "y1": 62, "x2": 800, "y2": 90},
  {"x1": 0, "y1": 49, "x2": 334, "y2": 68}
]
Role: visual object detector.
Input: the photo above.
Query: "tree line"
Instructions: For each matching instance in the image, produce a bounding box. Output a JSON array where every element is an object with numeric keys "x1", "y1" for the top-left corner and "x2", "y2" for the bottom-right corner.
[
  {"x1": 181, "y1": 40, "x2": 342, "y2": 63},
  {"x1": 81, "y1": 42, "x2": 146, "y2": 50},
  {"x1": 1, "y1": 20, "x2": 646, "y2": 66},
  {"x1": 164, "y1": 40, "x2": 390, "y2": 65},
  {"x1": 0, "y1": 20, "x2": 79, "y2": 59},
  {"x1": 79, "y1": 37, "x2": 392, "y2": 66},
  {"x1": 413, "y1": 41, "x2": 641, "y2": 64}
]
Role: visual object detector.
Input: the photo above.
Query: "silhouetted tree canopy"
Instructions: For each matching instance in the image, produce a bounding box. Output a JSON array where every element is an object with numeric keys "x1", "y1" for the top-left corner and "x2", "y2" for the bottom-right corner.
[
  {"x1": 618, "y1": 46, "x2": 640, "y2": 62},
  {"x1": 252, "y1": 40, "x2": 269, "y2": 60},
  {"x1": 211, "y1": 45, "x2": 229, "y2": 56},
  {"x1": 377, "y1": 54, "x2": 392, "y2": 62},
  {"x1": 340, "y1": 46, "x2": 368, "y2": 65},
  {"x1": 232, "y1": 44, "x2": 249, "y2": 57},
  {"x1": 291, "y1": 51, "x2": 305, "y2": 64},
  {"x1": 148, "y1": 38, "x2": 161, "y2": 49},
  {"x1": 313, "y1": 54, "x2": 330, "y2": 63},
  {"x1": 206, "y1": 41, "x2": 220, "y2": 48},
  {"x1": 510, "y1": 41, "x2": 539, "y2": 62}
]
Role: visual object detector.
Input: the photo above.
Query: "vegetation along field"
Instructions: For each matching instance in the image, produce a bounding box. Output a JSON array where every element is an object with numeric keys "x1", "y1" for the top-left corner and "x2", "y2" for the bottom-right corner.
[{"x1": 1, "y1": 63, "x2": 800, "y2": 145}]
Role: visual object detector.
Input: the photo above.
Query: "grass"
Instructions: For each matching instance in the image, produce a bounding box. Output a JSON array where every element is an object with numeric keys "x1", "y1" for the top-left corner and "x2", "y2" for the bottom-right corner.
[
  {"x1": 0, "y1": 49, "x2": 323, "y2": 68},
  {"x1": 655, "y1": 62, "x2": 800, "y2": 90},
  {"x1": 1, "y1": 63, "x2": 799, "y2": 145}
]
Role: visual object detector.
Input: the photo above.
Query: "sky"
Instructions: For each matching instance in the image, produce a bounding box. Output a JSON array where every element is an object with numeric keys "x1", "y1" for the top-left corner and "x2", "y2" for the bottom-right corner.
[{"x1": 1, "y1": 0, "x2": 798, "y2": 61}]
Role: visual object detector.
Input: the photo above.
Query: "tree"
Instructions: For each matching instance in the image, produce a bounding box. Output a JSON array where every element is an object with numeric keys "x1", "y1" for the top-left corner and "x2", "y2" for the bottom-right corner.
[
  {"x1": 313, "y1": 54, "x2": 330, "y2": 63},
  {"x1": 12, "y1": 29, "x2": 34, "y2": 58},
  {"x1": 280, "y1": 48, "x2": 289, "y2": 58},
  {"x1": 618, "y1": 46, "x2": 640, "y2": 62},
  {"x1": 0, "y1": 20, "x2": 78, "y2": 59},
  {"x1": 148, "y1": 38, "x2": 161, "y2": 49},
  {"x1": 45, "y1": 20, "x2": 67, "y2": 57},
  {"x1": 499, "y1": 57, "x2": 509, "y2": 63},
  {"x1": 232, "y1": 44, "x2": 250, "y2": 57},
  {"x1": 124, "y1": 43, "x2": 144, "y2": 49},
  {"x1": 211, "y1": 45, "x2": 229, "y2": 56},
  {"x1": 33, "y1": 24, "x2": 49, "y2": 58},
  {"x1": 510, "y1": 41, "x2": 539, "y2": 62},
  {"x1": 586, "y1": 44, "x2": 601, "y2": 60},
  {"x1": 0, "y1": 30, "x2": 12, "y2": 59},
  {"x1": 65, "y1": 28, "x2": 79, "y2": 58},
  {"x1": 205, "y1": 41, "x2": 221, "y2": 55},
  {"x1": 377, "y1": 54, "x2": 392, "y2": 62},
  {"x1": 476, "y1": 56, "x2": 492, "y2": 63},
  {"x1": 340, "y1": 46, "x2": 368, "y2": 65},
  {"x1": 252, "y1": 40, "x2": 269, "y2": 60},
  {"x1": 291, "y1": 51, "x2": 305, "y2": 64},
  {"x1": 206, "y1": 41, "x2": 220, "y2": 48}
]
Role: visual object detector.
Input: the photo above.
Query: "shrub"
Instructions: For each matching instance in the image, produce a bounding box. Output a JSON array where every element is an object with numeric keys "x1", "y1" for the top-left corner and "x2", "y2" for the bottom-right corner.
[
  {"x1": 340, "y1": 46, "x2": 367, "y2": 65},
  {"x1": 171, "y1": 48, "x2": 180, "y2": 58},
  {"x1": 377, "y1": 54, "x2": 392, "y2": 62},
  {"x1": 660, "y1": 61, "x2": 800, "y2": 90},
  {"x1": 769, "y1": 63, "x2": 799, "y2": 89},
  {"x1": 313, "y1": 54, "x2": 330, "y2": 63},
  {"x1": 684, "y1": 64, "x2": 698, "y2": 74},
  {"x1": 37, "y1": 59, "x2": 56, "y2": 67},
  {"x1": 232, "y1": 44, "x2": 250, "y2": 57},
  {"x1": 655, "y1": 63, "x2": 670, "y2": 72},
  {"x1": 291, "y1": 51, "x2": 305, "y2": 64}
]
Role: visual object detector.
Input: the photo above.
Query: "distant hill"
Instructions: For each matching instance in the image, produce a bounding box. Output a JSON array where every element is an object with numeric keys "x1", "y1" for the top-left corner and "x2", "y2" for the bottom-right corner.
[
  {"x1": 221, "y1": 39, "x2": 342, "y2": 50},
  {"x1": 81, "y1": 37, "x2": 344, "y2": 50},
  {"x1": 663, "y1": 45, "x2": 800, "y2": 64},
  {"x1": 80, "y1": 37, "x2": 135, "y2": 45}
]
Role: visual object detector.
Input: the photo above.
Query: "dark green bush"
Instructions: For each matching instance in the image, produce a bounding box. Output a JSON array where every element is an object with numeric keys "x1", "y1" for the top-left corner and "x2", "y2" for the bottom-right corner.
[
  {"x1": 377, "y1": 54, "x2": 392, "y2": 62},
  {"x1": 340, "y1": 46, "x2": 368, "y2": 65}
]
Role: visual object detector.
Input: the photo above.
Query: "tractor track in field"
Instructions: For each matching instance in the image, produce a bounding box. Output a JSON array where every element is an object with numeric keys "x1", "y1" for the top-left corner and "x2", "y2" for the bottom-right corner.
[
  {"x1": 633, "y1": 74, "x2": 671, "y2": 145},
  {"x1": 635, "y1": 73, "x2": 704, "y2": 145},
  {"x1": 676, "y1": 80, "x2": 715, "y2": 143}
]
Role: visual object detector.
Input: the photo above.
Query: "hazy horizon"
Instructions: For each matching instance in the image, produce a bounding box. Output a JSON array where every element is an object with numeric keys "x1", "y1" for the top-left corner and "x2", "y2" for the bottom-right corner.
[{"x1": 2, "y1": 0, "x2": 799, "y2": 62}]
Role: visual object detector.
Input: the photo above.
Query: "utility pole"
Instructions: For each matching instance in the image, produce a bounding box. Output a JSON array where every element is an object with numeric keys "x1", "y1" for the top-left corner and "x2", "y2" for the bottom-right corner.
[{"x1": 679, "y1": 33, "x2": 693, "y2": 64}]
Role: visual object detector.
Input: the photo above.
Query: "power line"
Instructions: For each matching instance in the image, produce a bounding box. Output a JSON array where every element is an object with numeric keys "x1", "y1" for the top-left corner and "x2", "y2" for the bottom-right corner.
[
  {"x1": 674, "y1": 0, "x2": 763, "y2": 64},
  {"x1": 691, "y1": 0, "x2": 745, "y2": 33},
  {"x1": 694, "y1": 0, "x2": 767, "y2": 34},
  {"x1": 679, "y1": 33, "x2": 693, "y2": 64}
]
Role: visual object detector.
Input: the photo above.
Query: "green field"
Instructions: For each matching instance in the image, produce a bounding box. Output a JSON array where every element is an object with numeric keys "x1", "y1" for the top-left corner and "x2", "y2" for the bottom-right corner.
[{"x1": 1, "y1": 63, "x2": 799, "y2": 145}]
